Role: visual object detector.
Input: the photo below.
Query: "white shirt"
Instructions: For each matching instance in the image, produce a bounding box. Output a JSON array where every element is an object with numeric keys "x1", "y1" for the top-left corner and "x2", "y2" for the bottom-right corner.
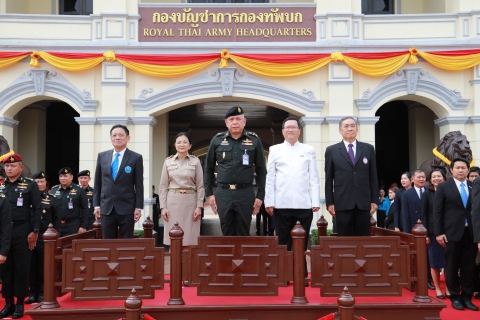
[
  {"x1": 414, "y1": 186, "x2": 425, "y2": 199},
  {"x1": 265, "y1": 140, "x2": 320, "y2": 209},
  {"x1": 111, "y1": 148, "x2": 126, "y2": 176},
  {"x1": 453, "y1": 178, "x2": 469, "y2": 197}
]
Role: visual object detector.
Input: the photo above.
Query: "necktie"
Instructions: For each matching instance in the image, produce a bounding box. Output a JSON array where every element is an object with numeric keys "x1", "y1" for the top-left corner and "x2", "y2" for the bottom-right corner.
[
  {"x1": 419, "y1": 188, "x2": 423, "y2": 199},
  {"x1": 348, "y1": 144, "x2": 355, "y2": 164},
  {"x1": 460, "y1": 182, "x2": 468, "y2": 226},
  {"x1": 111, "y1": 153, "x2": 120, "y2": 180}
]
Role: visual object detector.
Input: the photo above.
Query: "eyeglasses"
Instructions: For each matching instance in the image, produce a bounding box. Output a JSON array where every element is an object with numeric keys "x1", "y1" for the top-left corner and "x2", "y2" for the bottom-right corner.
[{"x1": 283, "y1": 126, "x2": 299, "y2": 130}]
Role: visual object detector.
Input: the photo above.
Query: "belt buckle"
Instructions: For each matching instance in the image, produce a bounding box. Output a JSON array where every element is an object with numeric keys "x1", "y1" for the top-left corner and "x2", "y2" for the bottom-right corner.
[
  {"x1": 61, "y1": 220, "x2": 66, "y2": 224},
  {"x1": 229, "y1": 184, "x2": 236, "y2": 190},
  {"x1": 180, "y1": 189, "x2": 186, "y2": 194}
]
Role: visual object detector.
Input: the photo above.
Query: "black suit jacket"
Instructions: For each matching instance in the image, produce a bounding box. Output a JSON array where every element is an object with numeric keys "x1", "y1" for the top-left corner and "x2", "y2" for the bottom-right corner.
[
  {"x1": 393, "y1": 188, "x2": 406, "y2": 230},
  {"x1": 420, "y1": 188, "x2": 435, "y2": 235},
  {"x1": 93, "y1": 148, "x2": 144, "y2": 215},
  {"x1": 385, "y1": 200, "x2": 395, "y2": 230},
  {"x1": 470, "y1": 178, "x2": 480, "y2": 243},
  {"x1": 433, "y1": 179, "x2": 473, "y2": 242},
  {"x1": 324, "y1": 140, "x2": 378, "y2": 211},
  {"x1": 402, "y1": 187, "x2": 425, "y2": 233}
]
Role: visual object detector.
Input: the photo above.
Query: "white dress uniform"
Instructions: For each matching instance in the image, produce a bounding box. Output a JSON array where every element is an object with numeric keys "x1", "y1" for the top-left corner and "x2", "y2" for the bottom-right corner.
[{"x1": 265, "y1": 140, "x2": 320, "y2": 209}]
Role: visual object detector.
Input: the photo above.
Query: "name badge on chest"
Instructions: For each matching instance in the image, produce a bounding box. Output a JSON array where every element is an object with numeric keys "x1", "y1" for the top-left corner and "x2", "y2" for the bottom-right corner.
[
  {"x1": 68, "y1": 197, "x2": 73, "y2": 209},
  {"x1": 242, "y1": 150, "x2": 249, "y2": 165},
  {"x1": 17, "y1": 197, "x2": 23, "y2": 206}
]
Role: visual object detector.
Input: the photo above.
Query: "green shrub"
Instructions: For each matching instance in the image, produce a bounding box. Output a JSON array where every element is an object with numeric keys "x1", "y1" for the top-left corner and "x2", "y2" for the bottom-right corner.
[
  {"x1": 310, "y1": 229, "x2": 333, "y2": 246},
  {"x1": 134, "y1": 230, "x2": 144, "y2": 238}
]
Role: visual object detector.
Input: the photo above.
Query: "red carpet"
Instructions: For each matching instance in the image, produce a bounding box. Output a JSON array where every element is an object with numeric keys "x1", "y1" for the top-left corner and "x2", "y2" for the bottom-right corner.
[{"x1": 10, "y1": 277, "x2": 480, "y2": 319}]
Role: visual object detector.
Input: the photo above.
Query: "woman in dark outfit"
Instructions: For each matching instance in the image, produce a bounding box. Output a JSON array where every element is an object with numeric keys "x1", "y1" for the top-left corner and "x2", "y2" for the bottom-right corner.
[{"x1": 420, "y1": 167, "x2": 450, "y2": 299}]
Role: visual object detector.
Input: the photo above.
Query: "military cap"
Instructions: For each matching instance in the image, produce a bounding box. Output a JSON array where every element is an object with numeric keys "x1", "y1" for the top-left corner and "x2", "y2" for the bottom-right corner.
[
  {"x1": 2, "y1": 153, "x2": 22, "y2": 164},
  {"x1": 225, "y1": 106, "x2": 244, "y2": 119},
  {"x1": 76, "y1": 170, "x2": 90, "y2": 178},
  {"x1": 31, "y1": 171, "x2": 46, "y2": 179},
  {"x1": 58, "y1": 167, "x2": 73, "y2": 175}
]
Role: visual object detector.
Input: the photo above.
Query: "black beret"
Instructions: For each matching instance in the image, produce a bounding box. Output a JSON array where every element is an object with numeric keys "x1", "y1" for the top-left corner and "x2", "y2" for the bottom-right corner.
[
  {"x1": 31, "y1": 171, "x2": 46, "y2": 179},
  {"x1": 77, "y1": 170, "x2": 90, "y2": 178},
  {"x1": 225, "y1": 106, "x2": 244, "y2": 119},
  {"x1": 58, "y1": 167, "x2": 73, "y2": 175}
]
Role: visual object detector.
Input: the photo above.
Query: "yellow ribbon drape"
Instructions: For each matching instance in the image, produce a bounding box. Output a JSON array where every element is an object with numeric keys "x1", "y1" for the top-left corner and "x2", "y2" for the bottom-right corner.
[
  {"x1": 418, "y1": 51, "x2": 480, "y2": 71},
  {"x1": 0, "y1": 54, "x2": 29, "y2": 70},
  {"x1": 30, "y1": 51, "x2": 105, "y2": 71},
  {"x1": 220, "y1": 49, "x2": 230, "y2": 68},
  {"x1": 341, "y1": 53, "x2": 413, "y2": 77},
  {"x1": 116, "y1": 58, "x2": 218, "y2": 77},
  {"x1": 229, "y1": 55, "x2": 331, "y2": 77}
]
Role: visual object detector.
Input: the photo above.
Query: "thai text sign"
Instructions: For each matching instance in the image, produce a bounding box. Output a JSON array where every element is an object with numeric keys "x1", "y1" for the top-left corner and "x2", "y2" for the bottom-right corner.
[{"x1": 138, "y1": 5, "x2": 316, "y2": 42}]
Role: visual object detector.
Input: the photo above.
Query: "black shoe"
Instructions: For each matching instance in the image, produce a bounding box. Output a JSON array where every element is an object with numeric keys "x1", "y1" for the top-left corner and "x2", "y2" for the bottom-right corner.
[
  {"x1": 474, "y1": 293, "x2": 480, "y2": 300},
  {"x1": 12, "y1": 304, "x2": 24, "y2": 319},
  {"x1": 0, "y1": 298, "x2": 15, "y2": 319},
  {"x1": 462, "y1": 300, "x2": 479, "y2": 311},
  {"x1": 183, "y1": 281, "x2": 188, "y2": 287},
  {"x1": 427, "y1": 282, "x2": 435, "y2": 290},
  {"x1": 436, "y1": 294, "x2": 445, "y2": 299},
  {"x1": 24, "y1": 294, "x2": 37, "y2": 304},
  {"x1": 452, "y1": 300, "x2": 465, "y2": 310},
  {"x1": 305, "y1": 282, "x2": 309, "y2": 287},
  {"x1": 37, "y1": 294, "x2": 44, "y2": 303}
]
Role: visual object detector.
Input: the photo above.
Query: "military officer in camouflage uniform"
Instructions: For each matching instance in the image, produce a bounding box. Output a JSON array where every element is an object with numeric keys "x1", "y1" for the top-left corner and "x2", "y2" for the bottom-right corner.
[
  {"x1": 0, "y1": 154, "x2": 41, "y2": 319},
  {"x1": 50, "y1": 167, "x2": 88, "y2": 237},
  {"x1": 26, "y1": 171, "x2": 60, "y2": 304},
  {"x1": 204, "y1": 106, "x2": 267, "y2": 236},
  {"x1": 76, "y1": 170, "x2": 95, "y2": 230}
]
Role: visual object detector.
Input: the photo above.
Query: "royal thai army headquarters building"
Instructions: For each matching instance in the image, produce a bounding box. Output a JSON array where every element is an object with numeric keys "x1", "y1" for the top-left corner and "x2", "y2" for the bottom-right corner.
[{"x1": 0, "y1": 0, "x2": 478, "y2": 231}]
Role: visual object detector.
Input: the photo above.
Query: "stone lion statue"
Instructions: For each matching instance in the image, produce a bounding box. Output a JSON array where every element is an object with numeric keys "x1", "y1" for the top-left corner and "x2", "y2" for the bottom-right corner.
[{"x1": 419, "y1": 131, "x2": 473, "y2": 179}]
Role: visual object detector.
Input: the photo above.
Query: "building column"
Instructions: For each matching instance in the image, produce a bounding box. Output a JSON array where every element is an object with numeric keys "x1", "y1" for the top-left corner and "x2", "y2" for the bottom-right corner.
[
  {"x1": 75, "y1": 117, "x2": 97, "y2": 178},
  {"x1": 301, "y1": 116, "x2": 326, "y2": 227},
  {"x1": 0, "y1": 116, "x2": 19, "y2": 155},
  {"x1": 131, "y1": 117, "x2": 157, "y2": 228},
  {"x1": 357, "y1": 116, "x2": 380, "y2": 147}
]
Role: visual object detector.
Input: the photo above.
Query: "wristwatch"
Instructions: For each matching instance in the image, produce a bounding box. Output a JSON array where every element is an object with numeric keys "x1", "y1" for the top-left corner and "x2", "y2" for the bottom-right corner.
[{"x1": 33, "y1": 229, "x2": 39, "y2": 234}]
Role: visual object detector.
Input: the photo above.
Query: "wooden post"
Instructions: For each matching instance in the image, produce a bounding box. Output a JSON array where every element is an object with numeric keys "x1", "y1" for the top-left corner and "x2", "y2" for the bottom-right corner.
[
  {"x1": 369, "y1": 216, "x2": 377, "y2": 235},
  {"x1": 291, "y1": 221, "x2": 307, "y2": 304},
  {"x1": 412, "y1": 219, "x2": 431, "y2": 303},
  {"x1": 125, "y1": 288, "x2": 142, "y2": 320},
  {"x1": 168, "y1": 221, "x2": 185, "y2": 305},
  {"x1": 338, "y1": 286, "x2": 355, "y2": 320},
  {"x1": 42, "y1": 224, "x2": 60, "y2": 309},
  {"x1": 143, "y1": 216, "x2": 154, "y2": 239},
  {"x1": 92, "y1": 217, "x2": 102, "y2": 239},
  {"x1": 316, "y1": 214, "x2": 328, "y2": 239}
]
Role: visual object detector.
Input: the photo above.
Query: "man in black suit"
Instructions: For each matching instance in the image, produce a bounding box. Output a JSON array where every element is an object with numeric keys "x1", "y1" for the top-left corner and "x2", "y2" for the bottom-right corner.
[
  {"x1": 325, "y1": 116, "x2": 379, "y2": 236},
  {"x1": 434, "y1": 158, "x2": 478, "y2": 311},
  {"x1": 93, "y1": 124, "x2": 144, "y2": 239},
  {"x1": 402, "y1": 170, "x2": 426, "y2": 233},
  {"x1": 469, "y1": 168, "x2": 480, "y2": 301}
]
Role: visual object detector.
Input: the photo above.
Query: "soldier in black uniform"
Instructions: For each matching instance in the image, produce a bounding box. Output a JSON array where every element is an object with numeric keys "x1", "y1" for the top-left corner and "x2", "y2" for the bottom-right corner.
[
  {"x1": 25, "y1": 171, "x2": 60, "y2": 305},
  {"x1": 76, "y1": 170, "x2": 95, "y2": 230},
  {"x1": 0, "y1": 154, "x2": 41, "y2": 319},
  {"x1": 152, "y1": 185, "x2": 160, "y2": 235},
  {"x1": 50, "y1": 167, "x2": 88, "y2": 237},
  {"x1": 204, "y1": 106, "x2": 267, "y2": 236},
  {"x1": 0, "y1": 172, "x2": 12, "y2": 298}
]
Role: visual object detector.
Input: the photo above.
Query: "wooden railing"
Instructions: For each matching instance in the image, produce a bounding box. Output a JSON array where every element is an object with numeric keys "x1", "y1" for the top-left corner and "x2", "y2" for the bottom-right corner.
[{"x1": 41, "y1": 217, "x2": 430, "y2": 309}]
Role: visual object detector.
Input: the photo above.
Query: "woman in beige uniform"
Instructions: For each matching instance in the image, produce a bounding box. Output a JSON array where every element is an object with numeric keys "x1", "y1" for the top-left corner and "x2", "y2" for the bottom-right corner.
[{"x1": 159, "y1": 132, "x2": 204, "y2": 248}]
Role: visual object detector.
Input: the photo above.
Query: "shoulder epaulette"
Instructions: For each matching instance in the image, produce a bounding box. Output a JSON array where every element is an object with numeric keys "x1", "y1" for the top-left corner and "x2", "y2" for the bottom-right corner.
[
  {"x1": 248, "y1": 131, "x2": 258, "y2": 137},
  {"x1": 167, "y1": 155, "x2": 174, "y2": 159},
  {"x1": 51, "y1": 184, "x2": 60, "y2": 189},
  {"x1": 215, "y1": 132, "x2": 225, "y2": 136},
  {"x1": 48, "y1": 193, "x2": 56, "y2": 198},
  {"x1": 25, "y1": 177, "x2": 33, "y2": 181}
]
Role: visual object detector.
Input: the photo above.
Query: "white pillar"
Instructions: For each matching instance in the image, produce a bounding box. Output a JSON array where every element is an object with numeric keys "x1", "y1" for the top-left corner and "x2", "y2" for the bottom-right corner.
[
  {"x1": 0, "y1": 117, "x2": 19, "y2": 155},
  {"x1": 75, "y1": 117, "x2": 97, "y2": 178}
]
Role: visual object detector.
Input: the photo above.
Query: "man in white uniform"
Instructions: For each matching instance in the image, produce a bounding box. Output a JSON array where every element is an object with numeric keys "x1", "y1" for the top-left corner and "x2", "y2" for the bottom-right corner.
[{"x1": 265, "y1": 116, "x2": 320, "y2": 284}]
